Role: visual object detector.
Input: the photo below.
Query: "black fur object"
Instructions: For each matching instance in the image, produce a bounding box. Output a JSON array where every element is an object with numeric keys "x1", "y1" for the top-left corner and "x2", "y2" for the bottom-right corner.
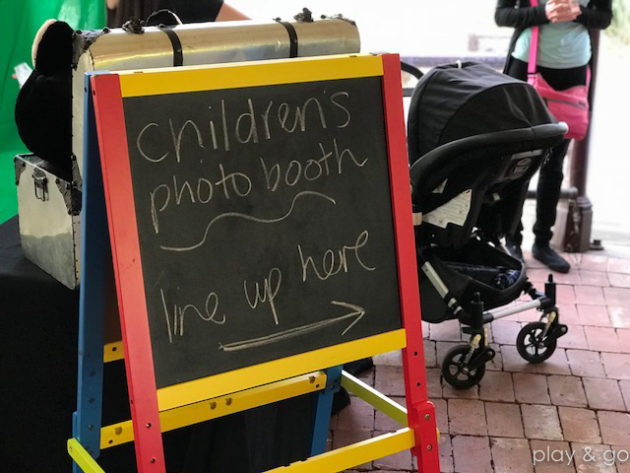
[{"x1": 15, "y1": 21, "x2": 73, "y2": 173}]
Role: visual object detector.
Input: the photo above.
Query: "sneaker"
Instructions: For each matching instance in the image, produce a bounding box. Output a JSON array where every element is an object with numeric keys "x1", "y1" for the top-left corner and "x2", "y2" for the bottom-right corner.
[
  {"x1": 532, "y1": 243, "x2": 570, "y2": 273},
  {"x1": 505, "y1": 238, "x2": 524, "y2": 261}
]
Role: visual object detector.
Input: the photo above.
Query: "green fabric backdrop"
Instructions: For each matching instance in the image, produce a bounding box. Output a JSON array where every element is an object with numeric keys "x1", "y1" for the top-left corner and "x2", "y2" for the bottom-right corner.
[{"x1": 0, "y1": 0, "x2": 105, "y2": 223}]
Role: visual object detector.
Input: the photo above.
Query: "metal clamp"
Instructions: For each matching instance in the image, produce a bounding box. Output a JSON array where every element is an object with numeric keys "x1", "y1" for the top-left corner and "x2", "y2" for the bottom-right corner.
[{"x1": 32, "y1": 168, "x2": 49, "y2": 202}]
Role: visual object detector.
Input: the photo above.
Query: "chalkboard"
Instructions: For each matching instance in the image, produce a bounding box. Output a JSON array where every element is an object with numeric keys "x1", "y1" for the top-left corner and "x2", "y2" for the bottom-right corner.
[{"x1": 121, "y1": 75, "x2": 402, "y2": 389}]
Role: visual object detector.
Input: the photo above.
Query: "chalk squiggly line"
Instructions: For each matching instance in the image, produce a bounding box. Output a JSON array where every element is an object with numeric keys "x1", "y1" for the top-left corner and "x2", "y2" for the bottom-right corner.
[{"x1": 160, "y1": 190, "x2": 336, "y2": 252}]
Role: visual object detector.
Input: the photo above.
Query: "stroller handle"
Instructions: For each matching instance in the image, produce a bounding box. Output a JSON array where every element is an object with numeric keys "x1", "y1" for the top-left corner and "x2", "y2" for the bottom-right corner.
[{"x1": 409, "y1": 122, "x2": 568, "y2": 196}]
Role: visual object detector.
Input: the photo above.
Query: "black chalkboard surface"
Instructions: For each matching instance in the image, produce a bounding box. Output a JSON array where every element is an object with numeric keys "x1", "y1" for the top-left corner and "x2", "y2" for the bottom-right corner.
[{"x1": 122, "y1": 76, "x2": 402, "y2": 389}]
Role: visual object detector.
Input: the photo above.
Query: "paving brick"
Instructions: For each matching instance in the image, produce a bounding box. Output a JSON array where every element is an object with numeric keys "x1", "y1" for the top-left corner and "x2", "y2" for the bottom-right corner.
[
  {"x1": 374, "y1": 365, "x2": 405, "y2": 397},
  {"x1": 620, "y1": 380, "x2": 630, "y2": 411},
  {"x1": 579, "y1": 254, "x2": 608, "y2": 272},
  {"x1": 604, "y1": 287, "x2": 630, "y2": 307},
  {"x1": 566, "y1": 349, "x2": 605, "y2": 378},
  {"x1": 616, "y1": 329, "x2": 630, "y2": 354},
  {"x1": 582, "y1": 377, "x2": 627, "y2": 411},
  {"x1": 571, "y1": 443, "x2": 617, "y2": 473},
  {"x1": 332, "y1": 429, "x2": 373, "y2": 470},
  {"x1": 557, "y1": 325, "x2": 588, "y2": 350},
  {"x1": 575, "y1": 286, "x2": 606, "y2": 305},
  {"x1": 375, "y1": 398, "x2": 407, "y2": 432},
  {"x1": 584, "y1": 326, "x2": 621, "y2": 352},
  {"x1": 578, "y1": 270, "x2": 610, "y2": 287},
  {"x1": 530, "y1": 440, "x2": 577, "y2": 473},
  {"x1": 577, "y1": 304, "x2": 612, "y2": 327},
  {"x1": 442, "y1": 382, "x2": 479, "y2": 400},
  {"x1": 549, "y1": 270, "x2": 581, "y2": 286},
  {"x1": 373, "y1": 349, "x2": 402, "y2": 367},
  {"x1": 422, "y1": 320, "x2": 430, "y2": 334},
  {"x1": 503, "y1": 345, "x2": 538, "y2": 374},
  {"x1": 617, "y1": 455, "x2": 630, "y2": 473},
  {"x1": 356, "y1": 366, "x2": 375, "y2": 387},
  {"x1": 601, "y1": 352, "x2": 630, "y2": 380},
  {"x1": 487, "y1": 343, "x2": 504, "y2": 371},
  {"x1": 521, "y1": 404, "x2": 563, "y2": 441},
  {"x1": 556, "y1": 285, "x2": 577, "y2": 305},
  {"x1": 534, "y1": 349, "x2": 571, "y2": 376},
  {"x1": 558, "y1": 407, "x2": 601, "y2": 443},
  {"x1": 528, "y1": 269, "x2": 550, "y2": 284},
  {"x1": 451, "y1": 435, "x2": 493, "y2": 473},
  {"x1": 429, "y1": 320, "x2": 462, "y2": 342},
  {"x1": 609, "y1": 273, "x2": 630, "y2": 288},
  {"x1": 598, "y1": 410, "x2": 630, "y2": 446},
  {"x1": 608, "y1": 258, "x2": 630, "y2": 275},
  {"x1": 557, "y1": 303, "x2": 580, "y2": 325},
  {"x1": 609, "y1": 306, "x2": 630, "y2": 329},
  {"x1": 479, "y1": 371, "x2": 515, "y2": 402},
  {"x1": 336, "y1": 396, "x2": 375, "y2": 431},
  {"x1": 424, "y1": 340, "x2": 437, "y2": 368},
  {"x1": 490, "y1": 437, "x2": 534, "y2": 473},
  {"x1": 372, "y1": 432, "x2": 414, "y2": 471},
  {"x1": 513, "y1": 373, "x2": 551, "y2": 404},
  {"x1": 431, "y1": 398, "x2": 448, "y2": 435},
  {"x1": 425, "y1": 368, "x2": 442, "y2": 399},
  {"x1": 547, "y1": 375, "x2": 587, "y2": 407},
  {"x1": 448, "y1": 399, "x2": 487, "y2": 436},
  {"x1": 493, "y1": 320, "x2": 523, "y2": 345},
  {"x1": 485, "y1": 402, "x2": 524, "y2": 438},
  {"x1": 438, "y1": 433, "x2": 454, "y2": 473}
]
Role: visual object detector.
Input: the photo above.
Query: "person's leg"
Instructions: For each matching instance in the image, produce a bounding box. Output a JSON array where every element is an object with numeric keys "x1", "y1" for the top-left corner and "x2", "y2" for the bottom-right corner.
[{"x1": 532, "y1": 139, "x2": 571, "y2": 272}]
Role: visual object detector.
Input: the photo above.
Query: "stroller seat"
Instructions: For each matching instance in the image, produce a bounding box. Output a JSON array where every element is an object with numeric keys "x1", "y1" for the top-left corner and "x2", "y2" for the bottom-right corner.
[{"x1": 406, "y1": 61, "x2": 569, "y2": 388}]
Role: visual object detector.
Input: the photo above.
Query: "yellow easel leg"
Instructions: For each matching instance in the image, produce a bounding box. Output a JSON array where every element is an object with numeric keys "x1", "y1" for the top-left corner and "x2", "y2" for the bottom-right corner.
[
  {"x1": 67, "y1": 438, "x2": 105, "y2": 473},
  {"x1": 267, "y1": 428, "x2": 415, "y2": 473}
]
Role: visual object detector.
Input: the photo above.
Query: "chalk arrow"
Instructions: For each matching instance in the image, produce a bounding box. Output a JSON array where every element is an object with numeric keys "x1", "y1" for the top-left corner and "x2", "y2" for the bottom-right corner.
[{"x1": 218, "y1": 300, "x2": 365, "y2": 352}]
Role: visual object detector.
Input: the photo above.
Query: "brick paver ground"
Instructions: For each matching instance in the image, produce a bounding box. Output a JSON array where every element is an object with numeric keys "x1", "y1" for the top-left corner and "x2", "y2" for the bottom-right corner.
[{"x1": 335, "y1": 251, "x2": 630, "y2": 472}]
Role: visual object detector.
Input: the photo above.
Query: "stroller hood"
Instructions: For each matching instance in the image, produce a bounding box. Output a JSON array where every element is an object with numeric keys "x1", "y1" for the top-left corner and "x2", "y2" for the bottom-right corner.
[{"x1": 407, "y1": 61, "x2": 556, "y2": 164}]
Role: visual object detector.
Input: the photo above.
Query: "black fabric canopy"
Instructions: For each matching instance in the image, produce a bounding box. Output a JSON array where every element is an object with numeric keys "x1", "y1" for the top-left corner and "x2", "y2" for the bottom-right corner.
[{"x1": 407, "y1": 61, "x2": 556, "y2": 164}]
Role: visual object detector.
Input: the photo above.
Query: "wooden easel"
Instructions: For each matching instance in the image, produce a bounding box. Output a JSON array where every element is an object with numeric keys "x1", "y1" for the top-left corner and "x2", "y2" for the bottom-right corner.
[{"x1": 68, "y1": 54, "x2": 440, "y2": 473}]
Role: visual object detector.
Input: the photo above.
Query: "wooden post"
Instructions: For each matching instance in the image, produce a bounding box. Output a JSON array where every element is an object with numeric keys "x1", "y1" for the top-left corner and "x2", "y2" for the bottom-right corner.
[{"x1": 563, "y1": 30, "x2": 601, "y2": 252}]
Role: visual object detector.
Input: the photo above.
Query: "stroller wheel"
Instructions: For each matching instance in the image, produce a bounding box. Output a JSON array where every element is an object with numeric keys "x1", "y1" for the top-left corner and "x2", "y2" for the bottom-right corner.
[
  {"x1": 516, "y1": 321, "x2": 557, "y2": 364},
  {"x1": 441, "y1": 345, "x2": 486, "y2": 389}
]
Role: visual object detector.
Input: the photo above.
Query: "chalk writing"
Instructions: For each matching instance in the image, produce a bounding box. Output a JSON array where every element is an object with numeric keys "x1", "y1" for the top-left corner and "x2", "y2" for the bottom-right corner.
[
  {"x1": 160, "y1": 288, "x2": 226, "y2": 344},
  {"x1": 218, "y1": 301, "x2": 365, "y2": 352},
  {"x1": 259, "y1": 138, "x2": 367, "y2": 193},
  {"x1": 134, "y1": 92, "x2": 352, "y2": 163},
  {"x1": 159, "y1": 190, "x2": 336, "y2": 252},
  {"x1": 298, "y1": 230, "x2": 375, "y2": 282},
  {"x1": 243, "y1": 267, "x2": 282, "y2": 325}
]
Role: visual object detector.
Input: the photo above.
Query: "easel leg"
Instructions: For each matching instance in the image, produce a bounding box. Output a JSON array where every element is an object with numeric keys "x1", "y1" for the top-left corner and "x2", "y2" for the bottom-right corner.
[
  {"x1": 310, "y1": 365, "x2": 343, "y2": 456},
  {"x1": 73, "y1": 80, "x2": 108, "y2": 471},
  {"x1": 409, "y1": 400, "x2": 439, "y2": 471}
]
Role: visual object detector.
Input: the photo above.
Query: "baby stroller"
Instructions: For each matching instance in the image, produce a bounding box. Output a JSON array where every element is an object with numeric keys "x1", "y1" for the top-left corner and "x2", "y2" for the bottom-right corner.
[{"x1": 405, "y1": 61, "x2": 569, "y2": 389}]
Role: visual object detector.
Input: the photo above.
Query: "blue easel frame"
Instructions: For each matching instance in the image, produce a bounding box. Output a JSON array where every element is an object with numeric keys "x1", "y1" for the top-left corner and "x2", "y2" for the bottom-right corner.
[{"x1": 72, "y1": 74, "x2": 109, "y2": 471}]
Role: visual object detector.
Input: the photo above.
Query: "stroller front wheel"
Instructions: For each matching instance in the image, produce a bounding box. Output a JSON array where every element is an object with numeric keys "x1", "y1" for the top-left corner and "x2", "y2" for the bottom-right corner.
[
  {"x1": 516, "y1": 321, "x2": 558, "y2": 363},
  {"x1": 441, "y1": 345, "x2": 486, "y2": 389}
]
